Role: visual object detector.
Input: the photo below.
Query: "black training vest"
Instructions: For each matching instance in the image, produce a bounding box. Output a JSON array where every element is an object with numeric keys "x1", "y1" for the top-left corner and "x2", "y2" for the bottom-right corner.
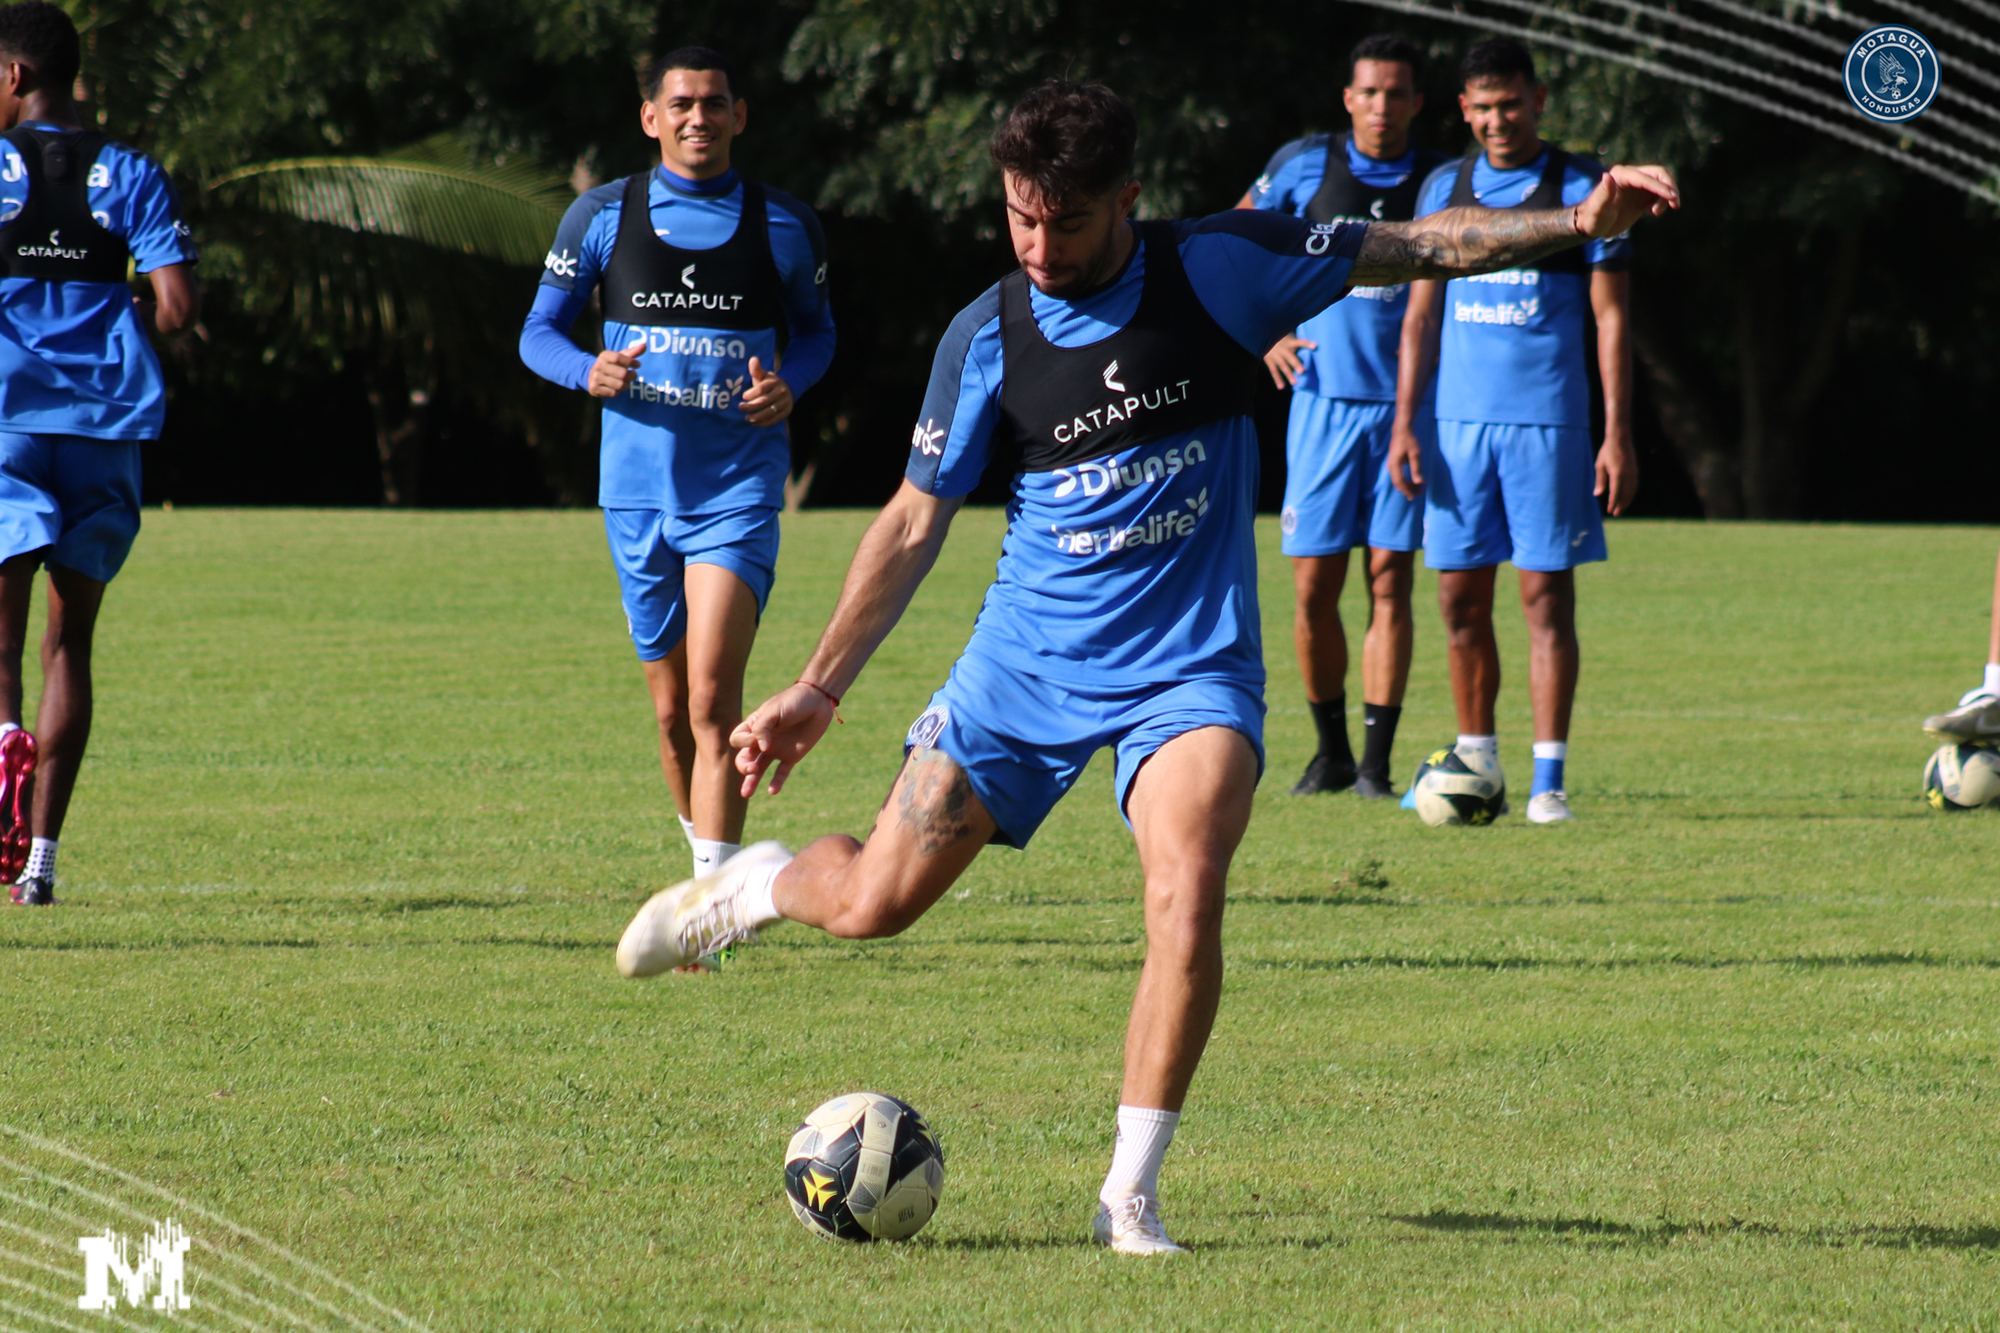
[
  {"x1": 1445, "y1": 148, "x2": 1585, "y2": 275},
  {"x1": 996, "y1": 222, "x2": 1260, "y2": 474},
  {"x1": 1304, "y1": 136, "x2": 1449, "y2": 226},
  {"x1": 599, "y1": 171, "x2": 785, "y2": 340},
  {"x1": 0, "y1": 127, "x2": 130, "y2": 283}
]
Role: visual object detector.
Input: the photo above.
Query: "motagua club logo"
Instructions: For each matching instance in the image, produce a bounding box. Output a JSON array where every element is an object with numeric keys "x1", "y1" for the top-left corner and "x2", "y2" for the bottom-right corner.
[{"x1": 1844, "y1": 26, "x2": 1940, "y2": 123}]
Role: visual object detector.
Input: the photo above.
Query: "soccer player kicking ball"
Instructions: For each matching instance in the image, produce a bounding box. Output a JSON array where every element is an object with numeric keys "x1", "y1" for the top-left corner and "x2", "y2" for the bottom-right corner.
[
  {"x1": 0, "y1": 2, "x2": 198, "y2": 905},
  {"x1": 1923, "y1": 545, "x2": 2000, "y2": 744},
  {"x1": 1238, "y1": 35, "x2": 1448, "y2": 799},
  {"x1": 519, "y1": 47, "x2": 834, "y2": 878},
  {"x1": 1389, "y1": 39, "x2": 1639, "y2": 825},
  {"x1": 617, "y1": 80, "x2": 1675, "y2": 1252}
]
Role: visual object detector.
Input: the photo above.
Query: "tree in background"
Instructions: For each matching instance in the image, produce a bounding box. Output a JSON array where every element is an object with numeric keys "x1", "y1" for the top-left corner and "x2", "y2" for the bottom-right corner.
[{"x1": 50, "y1": 0, "x2": 2000, "y2": 519}]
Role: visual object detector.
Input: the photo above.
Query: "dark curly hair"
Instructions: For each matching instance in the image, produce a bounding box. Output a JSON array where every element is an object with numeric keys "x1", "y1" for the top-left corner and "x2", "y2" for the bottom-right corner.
[
  {"x1": 991, "y1": 79, "x2": 1137, "y2": 209},
  {"x1": 1460, "y1": 38, "x2": 1537, "y2": 89},
  {"x1": 0, "y1": 2, "x2": 79, "y2": 93}
]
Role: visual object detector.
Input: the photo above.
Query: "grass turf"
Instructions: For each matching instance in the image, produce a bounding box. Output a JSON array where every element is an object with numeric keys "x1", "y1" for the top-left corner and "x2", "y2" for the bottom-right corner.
[{"x1": 1, "y1": 507, "x2": 1997, "y2": 1330}]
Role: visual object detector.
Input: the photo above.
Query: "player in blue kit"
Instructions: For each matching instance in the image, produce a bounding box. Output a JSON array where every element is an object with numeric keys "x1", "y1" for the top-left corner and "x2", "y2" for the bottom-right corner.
[
  {"x1": 0, "y1": 2, "x2": 198, "y2": 906},
  {"x1": 1388, "y1": 39, "x2": 1638, "y2": 825},
  {"x1": 519, "y1": 47, "x2": 833, "y2": 879},
  {"x1": 614, "y1": 81, "x2": 1675, "y2": 1250},
  {"x1": 1238, "y1": 35, "x2": 1447, "y2": 799}
]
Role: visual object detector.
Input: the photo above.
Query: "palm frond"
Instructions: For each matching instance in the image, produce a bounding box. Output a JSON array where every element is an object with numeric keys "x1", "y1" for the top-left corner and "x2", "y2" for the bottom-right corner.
[{"x1": 210, "y1": 132, "x2": 572, "y2": 268}]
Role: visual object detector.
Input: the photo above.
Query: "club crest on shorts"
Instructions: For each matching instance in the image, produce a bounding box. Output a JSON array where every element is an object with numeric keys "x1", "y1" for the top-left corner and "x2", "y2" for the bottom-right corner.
[
  {"x1": 906, "y1": 705, "x2": 950, "y2": 750},
  {"x1": 1843, "y1": 26, "x2": 1939, "y2": 123},
  {"x1": 1280, "y1": 506, "x2": 1299, "y2": 535}
]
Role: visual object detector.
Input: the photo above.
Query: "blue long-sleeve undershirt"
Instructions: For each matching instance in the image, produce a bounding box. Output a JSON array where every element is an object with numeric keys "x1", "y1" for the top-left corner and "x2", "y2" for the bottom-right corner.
[{"x1": 517, "y1": 270, "x2": 837, "y2": 395}]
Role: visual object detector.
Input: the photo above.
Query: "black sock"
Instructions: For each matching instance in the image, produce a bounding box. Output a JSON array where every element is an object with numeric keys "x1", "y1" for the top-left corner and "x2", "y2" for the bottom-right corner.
[
  {"x1": 1308, "y1": 695, "x2": 1353, "y2": 766},
  {"x1": 1359, "y1": 702, "x2": 1402, "y2": 779}
]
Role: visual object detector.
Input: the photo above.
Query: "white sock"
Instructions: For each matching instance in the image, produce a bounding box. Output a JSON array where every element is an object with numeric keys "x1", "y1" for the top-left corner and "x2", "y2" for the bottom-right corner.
[
  {"x1": 1532, "y1": 741, "x2": 1568, "y2": 761},
  {"x1": 1985, "y1": 663, "x2": 2000, "y2": 697},
  {"x1": 737, "y1": 853, "x2": 791, "y2": 927},
  {"x1": 690, "y1": 838, "x2": 740, "y2": 878},
  {"x1": 25, "y1": 837, "x2": 55, "y2": 881},
  {"x1": 0, "y1": 722, "x2": 17, "y2": 737},
  {"x1": 1456, "y1": 734, "x2": 1498, "y2": 755},
  {"x1": 677, "y1": 813, "x2": 696, "y2": 846},
  {"x1": 1099, "y1": 1105, "x2": 1180, "y2": 1207}
]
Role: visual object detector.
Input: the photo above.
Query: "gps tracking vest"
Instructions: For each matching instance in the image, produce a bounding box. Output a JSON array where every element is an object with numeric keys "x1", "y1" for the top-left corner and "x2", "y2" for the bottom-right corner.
[
  {"x1": 1304, "y1": 136, "x2": 1448, "y2": 225},
  {"x1": 600, "y1": 171, "x2": 784, "y2": 339},
  {"x1": 997, "y1": 223, "x2": 1259, "y2": 472},
  {"x1": 0, "y1": 128, "x2": 129, "y2": 283},
  {"x1": 1445, "y1": 148, "x2": 1584, "y2": 274}
]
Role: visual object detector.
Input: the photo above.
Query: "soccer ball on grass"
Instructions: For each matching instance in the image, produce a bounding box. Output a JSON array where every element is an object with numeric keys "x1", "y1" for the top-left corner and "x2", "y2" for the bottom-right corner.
[
  {"x1": 1923, "y1": 742, "x2": 2000, "y2": 810},
  {"x1": 784, "y1": 1092, "x2": 944, "y2": 1241},
  {"x1": 1410, "y1": 748, "x2": 1506, "y2": 827}
]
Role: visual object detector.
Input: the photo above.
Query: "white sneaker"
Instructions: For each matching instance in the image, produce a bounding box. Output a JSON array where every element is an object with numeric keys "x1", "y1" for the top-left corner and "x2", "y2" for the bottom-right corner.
[
  {"x1": 1092, "y1": 1197, "x2": 1185, "y2": 1255},
  {"x1": 1925, "y1": 691, "x2": 2000, "y2": 744},
  {"x1": 1526, "y1": 790, "x2": 1575, "y2": 824},
  {"x1": 615, "y1": 841, "x2": 791, "y2": 978}
]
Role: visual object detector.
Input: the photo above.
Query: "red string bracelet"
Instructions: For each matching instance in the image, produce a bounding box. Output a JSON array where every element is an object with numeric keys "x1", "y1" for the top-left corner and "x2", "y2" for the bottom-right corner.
[{"x1": 798, "y1": 679, "x2": 845, "y2": 723}]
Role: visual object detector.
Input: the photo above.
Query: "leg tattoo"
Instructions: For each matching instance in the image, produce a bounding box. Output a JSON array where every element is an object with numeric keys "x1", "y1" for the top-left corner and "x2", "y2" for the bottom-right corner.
[{"x1": 897, "y1": 748, "x2": 978, "y2": 856}]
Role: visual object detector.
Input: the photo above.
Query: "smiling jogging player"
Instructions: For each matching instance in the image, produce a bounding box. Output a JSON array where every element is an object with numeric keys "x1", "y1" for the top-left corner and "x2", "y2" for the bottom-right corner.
[
  {"x1": 0, "y1": 1, "x2": 198, "y2": 906},
  {"x1": 1239, "y1": 34, "x2": 1447, "y2": 800},
  {"x1": 520, "y1": 46, "x2": 833, "y2": 879},
  {"x1": 615, "y1": 79, "x2": 1676, "y2": 1253}
]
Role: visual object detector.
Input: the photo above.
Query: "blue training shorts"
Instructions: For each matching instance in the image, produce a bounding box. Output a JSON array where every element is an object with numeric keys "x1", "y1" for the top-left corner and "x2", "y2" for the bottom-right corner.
[
  {"x1": 1422, "y1": 421, "x2": 1608, "y2": 572},
  {"x1": 603, "y1": 506, "x2": 779, "y2": 661},
  {"x1": 1279, "y1": 395, "x2": 1429, "y2": 558},
  {"x1": 0, "y1": 433, "x2": 142, "y2": 583},
  {"x1": 903, "y1": 651, "x2": 1266, "y2": 849}
]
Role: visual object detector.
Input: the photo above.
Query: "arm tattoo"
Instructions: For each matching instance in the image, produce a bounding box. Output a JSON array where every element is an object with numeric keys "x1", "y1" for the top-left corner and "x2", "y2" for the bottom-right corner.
[
  {"x1": 896, "y1": 746, "x2": 979, "y2": 856},
  {"x1": 1349, "y1": 205, "x2": 1584, "y2": 286}
]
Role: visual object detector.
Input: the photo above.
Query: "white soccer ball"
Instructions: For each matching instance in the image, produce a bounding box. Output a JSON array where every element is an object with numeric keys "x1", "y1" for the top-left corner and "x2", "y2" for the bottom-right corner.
[
  {"x1": 783, "y1": 1092, "x2": 944, "y2": 1242},
  {"x1": 1924, "y1": 743, "x2": 2000, "y2": 810},
  {"x1": 1411, "y1": 748, "x2": 1505, "y2": 827}
]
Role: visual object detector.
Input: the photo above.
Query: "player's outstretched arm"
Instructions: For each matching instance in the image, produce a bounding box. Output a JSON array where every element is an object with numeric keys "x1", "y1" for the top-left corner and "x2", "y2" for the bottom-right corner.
[
  {"x1": 1350, "y1": 164, "x2": 1679, "y2": 286},
  {"x1": 731, "y1": 481, "x2": 966, "y2": 796}
]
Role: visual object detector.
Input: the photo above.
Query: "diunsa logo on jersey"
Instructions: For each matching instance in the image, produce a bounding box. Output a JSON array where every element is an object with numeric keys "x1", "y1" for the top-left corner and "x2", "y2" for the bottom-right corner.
[
  {"x1": 1844, "y1": 26, "x2": 1940, "y2": 123},
  {"x1": 1052, "y1": 440, "x2": 1208, "y2": 499},
  {"x1": 911, "y1": 418, "x2": 944, "y2": 456}
]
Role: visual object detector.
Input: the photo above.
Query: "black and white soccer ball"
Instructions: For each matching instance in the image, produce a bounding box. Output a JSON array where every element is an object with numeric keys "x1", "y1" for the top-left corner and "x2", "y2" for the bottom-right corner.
[
  {"x1": 1411, "y1": 748, "x2": 1505, "y2": 827},
  {"x1": 1924, "y1": 742, "x2": 2000, "y2": 810},
  {"x1": 784, "y1": 1092, "x2": 944, "y2": 1242}
]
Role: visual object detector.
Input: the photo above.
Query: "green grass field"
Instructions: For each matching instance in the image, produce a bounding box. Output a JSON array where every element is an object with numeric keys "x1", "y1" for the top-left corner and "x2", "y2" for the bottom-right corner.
[{"x1": 2, "y1": 508, "x2": 1997, "y2": 1331}]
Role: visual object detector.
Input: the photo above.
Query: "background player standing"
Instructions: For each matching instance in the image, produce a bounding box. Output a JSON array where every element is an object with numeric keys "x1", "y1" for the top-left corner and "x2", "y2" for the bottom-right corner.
[
  {"x1": 0, "y1": 2, "x2": 198, "y2": 905},
  {"x1": 1238, "y1": 35, "x2": 1447, "y2": 799},
  {"x1": 612, "y1": 79, "x2": 1677, "y2": 1252},
  {"x1": 1388, "y1": 39, "x2": 1637, "y2": 824},
  {"x1": 520, "y1": 47, "x2": 834, "y2": 878}
]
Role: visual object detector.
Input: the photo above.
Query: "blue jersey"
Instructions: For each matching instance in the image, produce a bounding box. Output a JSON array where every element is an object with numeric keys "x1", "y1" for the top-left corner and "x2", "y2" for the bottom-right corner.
[
  {"x1": 906, "y1": 212, "x2": 1365, "y2": 689},
  {"x1": 1416, "y1": 149, "x2": 1630, "y2": 427},
  {"x1": 518, "y1": 166, "x2": 834, "y2": 513},
  {"x1": 1246, "y1": 134, "x2": 1427, "y2": 403},
  {"x1": 0, "y1": 126, "x2": 195, "y2": 440}
]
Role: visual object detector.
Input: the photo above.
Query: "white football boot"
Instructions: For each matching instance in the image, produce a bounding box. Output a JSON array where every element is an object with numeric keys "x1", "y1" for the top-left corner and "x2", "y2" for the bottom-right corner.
[
  {"x1": 1092, "y1": 1197, "x2": 1185, "y2": 1255},
  {"x1": 1925, "y1": 689, "x2": 2000, "y2": 745},
  {"x1": 1526, "y1": 790, "x2": 1575, "y2": 824},
  {"x1": 1456, "y1": 744, "x2": 1509, "y2": 817},
  {"x1": 615, "y1": 841, "x2": 792, "y2": 978}
]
